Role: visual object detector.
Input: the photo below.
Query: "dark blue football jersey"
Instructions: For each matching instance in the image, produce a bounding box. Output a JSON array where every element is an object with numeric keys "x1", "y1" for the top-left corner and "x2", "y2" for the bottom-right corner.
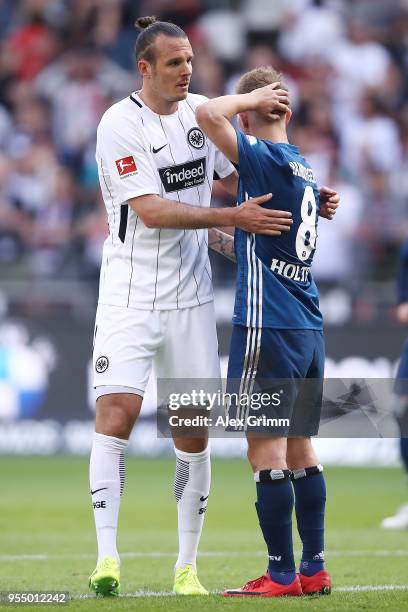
[{"x1": 233, "y1": 129, "x2": 323, "y2": 329}]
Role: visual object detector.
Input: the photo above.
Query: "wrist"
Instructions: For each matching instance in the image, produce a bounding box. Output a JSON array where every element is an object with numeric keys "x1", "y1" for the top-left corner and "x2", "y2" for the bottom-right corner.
[
  {"x1": 214, "y1": 206, "x2": 237, "y2": 227},
  {"x1": 242, "y1": 91, "x2": 257, "y2": 111}
]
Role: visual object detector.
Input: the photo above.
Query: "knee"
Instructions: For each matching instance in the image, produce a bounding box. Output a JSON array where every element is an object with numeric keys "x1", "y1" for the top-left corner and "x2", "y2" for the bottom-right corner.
[
  {"x1": 247, "y1": 441, "x2": 287, "y2": 472},
  {"x1": 96, "y1": 394, "x2": 141, "y2": 439},
  {"x1": 247, "y1": 446, "x2": 264, "y2": 471},
  {"x1": 174, "y1": 437, "x2": 208, "y2": 454},
  {"x1": 287, "y1": 437, "x2": 317, "y2": 470}
]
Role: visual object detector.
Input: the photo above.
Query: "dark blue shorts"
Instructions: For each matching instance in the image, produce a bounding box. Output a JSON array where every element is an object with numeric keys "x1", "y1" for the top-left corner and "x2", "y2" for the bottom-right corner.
[{"x1": 226, "y1": 326, "x2": 325, "y2": 436}]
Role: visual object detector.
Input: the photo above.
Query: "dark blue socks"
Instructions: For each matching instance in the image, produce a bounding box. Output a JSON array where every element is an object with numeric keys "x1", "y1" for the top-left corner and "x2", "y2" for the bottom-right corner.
[
  {"x1": 254, "y1": 465, "x2": 327, "y2": 583},
  {"x1": 255, "y1": 469, "x2": 296, "y2": 585},
  {"x1": 292, "y1": 465, "x2": 326, "y2": 576}
]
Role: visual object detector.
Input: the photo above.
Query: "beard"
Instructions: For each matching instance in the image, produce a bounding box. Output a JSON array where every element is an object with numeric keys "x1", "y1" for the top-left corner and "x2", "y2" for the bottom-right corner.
[{"x1": 168, "y1": 87, "x2": 189, "y2": 102}]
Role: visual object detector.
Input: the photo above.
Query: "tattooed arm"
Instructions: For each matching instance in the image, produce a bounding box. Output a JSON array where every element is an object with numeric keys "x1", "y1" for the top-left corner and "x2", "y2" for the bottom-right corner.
[{"x1": 208, "y1": 228, "x2": 236, "y2": 263}]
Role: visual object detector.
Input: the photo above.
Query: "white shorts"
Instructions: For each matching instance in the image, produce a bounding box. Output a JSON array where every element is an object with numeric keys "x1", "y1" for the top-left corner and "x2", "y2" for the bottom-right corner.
[{"x1": 93, "y1": 301, "x2": 221, "y2": 398}]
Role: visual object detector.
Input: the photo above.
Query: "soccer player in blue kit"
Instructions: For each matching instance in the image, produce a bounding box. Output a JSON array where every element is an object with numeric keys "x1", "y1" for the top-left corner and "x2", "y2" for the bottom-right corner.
[
  {"x1": 381, "y1": 239, "x2": 408, "y2": 529},
  {"x1": 197, "y1": 66, "x2": 332, "y2": 597}
]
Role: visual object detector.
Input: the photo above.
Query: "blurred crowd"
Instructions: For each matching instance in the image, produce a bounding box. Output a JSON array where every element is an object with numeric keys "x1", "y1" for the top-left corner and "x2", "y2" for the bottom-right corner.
[{"x1": 0, "y1": 0, "x2": 407, "y2": 294}]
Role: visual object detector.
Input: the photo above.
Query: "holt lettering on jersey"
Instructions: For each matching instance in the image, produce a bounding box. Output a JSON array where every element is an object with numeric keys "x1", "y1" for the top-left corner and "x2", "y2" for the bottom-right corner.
[{"x1": 115, "y1": 155, "x2": 138, "y2": 178}]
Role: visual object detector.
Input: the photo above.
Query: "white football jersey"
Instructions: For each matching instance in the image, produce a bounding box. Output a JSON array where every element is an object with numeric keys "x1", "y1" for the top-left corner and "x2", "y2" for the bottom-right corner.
[{"x1": 96, "y1": 92, "x2": 234, "y2": 310}]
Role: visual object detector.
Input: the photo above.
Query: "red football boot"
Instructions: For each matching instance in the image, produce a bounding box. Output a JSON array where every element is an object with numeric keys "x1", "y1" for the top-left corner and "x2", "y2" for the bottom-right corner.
[
  {"x1": 299, "y1": 570, "x2": 331, "y2": 595},
  {"x1": 224, "y1": 573, "x2": 302, "y2": 597}
]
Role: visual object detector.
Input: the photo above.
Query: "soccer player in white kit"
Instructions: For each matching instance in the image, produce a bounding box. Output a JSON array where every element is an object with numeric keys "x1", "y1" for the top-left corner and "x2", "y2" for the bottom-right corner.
[{"x1": 88, "y1": 16, "x2": 295, "y2": 597}]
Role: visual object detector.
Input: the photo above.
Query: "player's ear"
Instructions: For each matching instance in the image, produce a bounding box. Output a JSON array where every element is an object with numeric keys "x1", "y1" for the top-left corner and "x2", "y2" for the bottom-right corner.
[
  {"x1": 138, "y1": 59, "x2": 152, "y2": 78},
  {"x1": 285, "y1": 108, "x2": 292, "y2": 126},
  {"x1": 238, "y1": 112, "x2": 249, "y2": 132}
]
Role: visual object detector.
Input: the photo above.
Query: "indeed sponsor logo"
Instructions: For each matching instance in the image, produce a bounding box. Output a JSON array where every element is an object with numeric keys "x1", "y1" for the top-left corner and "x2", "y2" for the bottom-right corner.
[
  {"x1": 159, "y1": 158, "x2": 206, "y2": 193},
  {"x1": 164, "y1": 163, "x2": 204, "y2": 183},
  {"x1": 270, "y1": 258, "x2": 310, "y2": 282}
]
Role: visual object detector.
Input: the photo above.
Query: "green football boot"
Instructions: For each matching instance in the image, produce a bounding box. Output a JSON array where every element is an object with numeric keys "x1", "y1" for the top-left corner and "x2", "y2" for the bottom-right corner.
[
  {"x1": 173, "y1": 564, "x2": 209, "y2": 595},
  {"x1": 89, "y1": 555, "x2": 120, "y2": 597}
]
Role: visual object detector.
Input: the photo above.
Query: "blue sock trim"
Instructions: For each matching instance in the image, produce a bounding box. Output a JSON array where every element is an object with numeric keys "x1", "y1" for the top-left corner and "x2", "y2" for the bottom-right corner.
[
  {"x1": 268, "y1": 570, "x2": 297, "y2": 585},
  {"x1": 300, "y1": 559, "x2": 324, "y2": 576}
]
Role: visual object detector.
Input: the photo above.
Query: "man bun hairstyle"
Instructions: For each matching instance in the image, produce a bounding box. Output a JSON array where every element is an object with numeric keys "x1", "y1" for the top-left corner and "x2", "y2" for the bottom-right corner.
[
  {"x1": 134, "y1": 15, "x2": 187, "y2": 63},
  {"x1": 135, "y1": 16, "x2": 158, "y2": 29}
]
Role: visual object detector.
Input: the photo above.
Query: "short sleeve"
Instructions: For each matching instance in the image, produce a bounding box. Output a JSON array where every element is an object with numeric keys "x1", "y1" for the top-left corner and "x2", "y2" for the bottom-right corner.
[{"x1": 96, "y1": 112, "x2": 160, "y2": 204}]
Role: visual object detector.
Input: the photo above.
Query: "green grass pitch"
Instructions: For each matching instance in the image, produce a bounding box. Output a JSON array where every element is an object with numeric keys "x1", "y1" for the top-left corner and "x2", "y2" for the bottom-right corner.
[{"x1": 0, "y1": 457, "x2": 407, "y2": 610}]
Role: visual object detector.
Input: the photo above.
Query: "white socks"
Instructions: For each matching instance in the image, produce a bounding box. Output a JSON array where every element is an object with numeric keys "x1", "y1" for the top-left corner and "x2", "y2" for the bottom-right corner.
[
  {"x1": 90, "y1": 435, "x2": 210, "y2": 569},
  {"x1": 90, "y1": 432, "x2": 128, "y2": 564},
  {"x1": 174, "y1": 446, "x2": 211, "y2": 570}
]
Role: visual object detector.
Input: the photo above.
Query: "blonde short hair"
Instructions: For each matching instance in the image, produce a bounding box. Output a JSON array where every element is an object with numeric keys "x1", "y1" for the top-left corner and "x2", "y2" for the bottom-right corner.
[{"x1": 236, "y1": 66, "x2": 283, "y2": 95}]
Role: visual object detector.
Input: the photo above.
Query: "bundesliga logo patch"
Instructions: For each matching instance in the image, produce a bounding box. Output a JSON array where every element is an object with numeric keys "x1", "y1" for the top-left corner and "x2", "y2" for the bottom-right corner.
[{"x1": 115, "y1": 155, "x2": 137, "y2": 178}]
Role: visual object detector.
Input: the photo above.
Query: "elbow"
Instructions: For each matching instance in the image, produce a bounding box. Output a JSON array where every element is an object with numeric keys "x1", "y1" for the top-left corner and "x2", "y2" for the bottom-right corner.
[
  {"x1": 134, "y1": 208, "x2": 158, "y2": 229},
  {"x1": 130, "y1": 197, "x2": 160, "y2": 228},
  {"x1": 142, "y1": 213, "x2": 158, "y2": 229},
  {"x1": 196, "y1": 104, "x2": 225, "y2": 142},
  {"x1": 196, "y1": 103, "x2": 214, "y2": 130}
]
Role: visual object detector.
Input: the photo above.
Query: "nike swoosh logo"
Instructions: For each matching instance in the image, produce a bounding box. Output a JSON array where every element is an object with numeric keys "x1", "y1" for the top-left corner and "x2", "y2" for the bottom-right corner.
[
  {"x1": 152, "y1": 144, "x2": 167, "y2": 154},
  {"x1": 90, "y1": 487, "x2": 108, "y2": 495},
  {"x1": 200, "y1": 495, "x2": 209, "y2": 502}
]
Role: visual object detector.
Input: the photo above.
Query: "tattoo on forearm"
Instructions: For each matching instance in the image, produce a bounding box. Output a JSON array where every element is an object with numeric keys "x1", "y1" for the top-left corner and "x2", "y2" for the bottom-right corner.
[{"x1": 208, "y1": 228, "x2": 236, "y2": 263}]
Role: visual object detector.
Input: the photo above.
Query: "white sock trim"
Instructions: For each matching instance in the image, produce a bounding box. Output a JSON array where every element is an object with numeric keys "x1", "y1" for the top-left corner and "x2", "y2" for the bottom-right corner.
[
  {"x1": 174, "y1": 445, "x2": 210, "y2": 462},
  {"x1": 94, "y1": 432, "x2": 129, "y2": 449}
]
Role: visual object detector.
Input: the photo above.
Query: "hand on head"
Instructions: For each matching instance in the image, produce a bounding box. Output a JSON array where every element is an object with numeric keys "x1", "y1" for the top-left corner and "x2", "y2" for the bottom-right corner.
[{"x1": 250, "y1": 82, "x2": 290, "y2": 120}]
